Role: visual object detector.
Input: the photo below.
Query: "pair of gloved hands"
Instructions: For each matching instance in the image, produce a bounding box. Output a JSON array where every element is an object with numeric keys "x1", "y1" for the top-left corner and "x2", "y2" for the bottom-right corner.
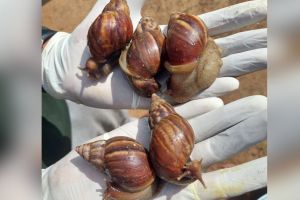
[
  {"x1": 42, "y1": 0, "x2": 267, "y2": 199},
  {"x1": 43, "y1": 95, "x2": 267, "y2": 200},
  {"x1": 42, "y1": 0, "x2": 267, "y2": 109}
]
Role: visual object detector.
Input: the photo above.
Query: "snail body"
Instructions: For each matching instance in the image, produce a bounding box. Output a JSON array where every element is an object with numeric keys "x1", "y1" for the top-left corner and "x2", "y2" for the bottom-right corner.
[
  {"x1": 149, "y1": 94, "x2": 206, "y2": 187},
  {"x1": 165, "y1": 13, "x2": 222, "y2": 103},
  {"x1": 85, "y1": 0, "x2": 133, "y2": 79},
  {"x1": 119, "y1": 17, "x2": 165, "y2": 97},
  {"x1": 76, "y1": 136, "x2": 157, "y2": 200}
]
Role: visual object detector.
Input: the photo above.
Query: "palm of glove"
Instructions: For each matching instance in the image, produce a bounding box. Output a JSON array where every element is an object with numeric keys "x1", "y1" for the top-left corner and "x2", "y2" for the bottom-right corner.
[
  {"x1": 43, "y1": 95, "x2": 267, "y2": 200},
  {"x1": 42, "y1": 0, "x2": 267, "y2": 109}
]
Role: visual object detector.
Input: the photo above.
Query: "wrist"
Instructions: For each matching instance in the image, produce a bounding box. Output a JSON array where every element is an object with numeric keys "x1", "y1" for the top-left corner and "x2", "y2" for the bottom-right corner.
[
  {"x1": 42, "y1": 31, "x2": 71, "y2": 100},
  {"x1": 42, "y1": 27, "x2": 57, "y2": 49}
]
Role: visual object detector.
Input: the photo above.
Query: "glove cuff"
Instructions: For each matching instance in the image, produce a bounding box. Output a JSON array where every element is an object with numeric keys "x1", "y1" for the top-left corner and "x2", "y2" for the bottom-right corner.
[{"x1": 42, "y1": 31, "x2": 71, "y2": 100}]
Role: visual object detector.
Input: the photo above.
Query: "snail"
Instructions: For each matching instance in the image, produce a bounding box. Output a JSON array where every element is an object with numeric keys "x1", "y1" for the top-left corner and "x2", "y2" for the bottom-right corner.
[
  {"x1": 119, "y1": 17, "x2": 165, "y2": 97},
  {"x1": 76, "y1": 136, "x2": 157, "y2": 200},
  {"x1": 148, "y1": 94, "x2": 206, "y2": 187},
  {"x1": 84, "y1": 0, "x2": 133, "y2": 79},
  {"x1": 165, "y1": 13, "x2": 222, "y2": 103}
]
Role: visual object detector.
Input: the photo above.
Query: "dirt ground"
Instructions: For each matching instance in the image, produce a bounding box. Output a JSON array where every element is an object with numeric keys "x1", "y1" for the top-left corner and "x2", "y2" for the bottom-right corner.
[{"x1": 42, "y1": 0, "x2": 267, "y2": 198}]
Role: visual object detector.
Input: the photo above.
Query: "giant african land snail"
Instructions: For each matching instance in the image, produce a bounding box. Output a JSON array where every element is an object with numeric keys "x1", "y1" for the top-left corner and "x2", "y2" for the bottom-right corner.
[
  {"x1": 149, "y1": 94, "x2": 206, "y2": 187},
  {"x1": 165, "y1": 13, "x2": 222, "y2": 103},
  {"x1": 85, "y1": 0, "x2": 133, "y2": 79},
  {"x1": 76, "y1": 136, "x2": 157, "y2": 200},
  {"x1": 119, "y1": 17, "x2": 165, "y2": 97}
]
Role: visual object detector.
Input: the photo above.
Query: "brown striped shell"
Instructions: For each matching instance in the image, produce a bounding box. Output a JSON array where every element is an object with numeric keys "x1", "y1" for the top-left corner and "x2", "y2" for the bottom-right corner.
[
  {"x1": 85, "y1": 0, "x2": 133, "y2": 79},
  {"x1": 104, "y1": 181, "x2": 157, "y2": 200},
  {"x1": 149, "y1": 94, "x2": 206, "y2": 187},
  {"x1": 119, "y1": 17, "x2": 165, "y2": 97},
  {"x1": 166, "y1": 13, "x2": 207, "y2": 66},
  {"x1": 165, "y1": 13, "x2": 222, "y2": 103},
  {"x1": 148, "y1": 93, "x2": 176, "y2": 129},
  {"x1": 76, "y1": 136, "x2": 157, "y2": 200}
]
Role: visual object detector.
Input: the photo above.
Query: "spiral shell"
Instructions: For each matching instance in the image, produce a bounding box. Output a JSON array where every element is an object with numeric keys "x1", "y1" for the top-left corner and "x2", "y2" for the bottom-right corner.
[
  {"x1": 85, "y1": 0, "x2": 133, "y2": 79},
  {"x1": 104, "y1": 181, "x2": 157, "y2": 200},
  {"x1": 148, "y1": 93, "x2": 175, "y2": 129},
  {"x1": 119, "y1": 17, "x2": 165, "y2": 97},
  {"x1": 165, "y1": 13, "x2": 222, "y2": 103},
  {"x1": 166, "y1": 13, "x2": 207, "y2": 66},
  {"x1": 76, "y1": 136, "x2": 157, "y2": 200},
  {"x1": 75, "y1": 139, "x2": 106, "y2": 170},
  {"x1": 102, "y1": 0, "x2": 130, "y2": 15},
  {"x1": 149, "y1": 94, "x2": 206, "y2": 187}
]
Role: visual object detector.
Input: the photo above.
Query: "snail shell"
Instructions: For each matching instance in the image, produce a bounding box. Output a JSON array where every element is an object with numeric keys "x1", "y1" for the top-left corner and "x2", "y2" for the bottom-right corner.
[
  {"x1": 165, "y1": 13, "x2": 222, "y2": 103},
  {"x1": 104, "y1": 181, "x2": 157, "y2": 200},
  {"x1": 119, "y1": 17, "x2": 165, "y2": 97},
  {"x1": 85, "y1": 0, "x2": 133, "y2": 79},
  {"x1": 76, "y1": 136, "x2": 157, "y2": 200},
  {"x1": 149, "y1": 94, "x2": 206, "y2": 187}
]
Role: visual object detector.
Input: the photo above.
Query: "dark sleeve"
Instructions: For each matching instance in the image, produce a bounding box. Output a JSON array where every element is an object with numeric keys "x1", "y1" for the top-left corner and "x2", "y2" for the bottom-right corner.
[
  {"x1": 42, "y1": 26, "x2": 57, "y2": 45},
  {"x1": 41, "y1": 27, "x2": 71, "y2": 167}
]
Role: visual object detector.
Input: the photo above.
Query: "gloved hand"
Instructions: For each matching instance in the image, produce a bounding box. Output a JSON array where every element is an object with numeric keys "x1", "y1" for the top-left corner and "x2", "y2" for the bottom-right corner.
[
  {"x1": 42, "y1": 95, "x2": 267, "y2": 200},
  {"x1": 42, "y1": 0, "x2": 267, "y2": 109}
]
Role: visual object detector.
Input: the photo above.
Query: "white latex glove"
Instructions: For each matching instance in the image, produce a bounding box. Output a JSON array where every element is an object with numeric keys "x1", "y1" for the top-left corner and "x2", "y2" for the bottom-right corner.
[
  {"x1": 42, "y1": 95, "x2": 267, "y2": 200},
  {"x1": 42, "y1": 0, "x2": 267, "y2": 109}
]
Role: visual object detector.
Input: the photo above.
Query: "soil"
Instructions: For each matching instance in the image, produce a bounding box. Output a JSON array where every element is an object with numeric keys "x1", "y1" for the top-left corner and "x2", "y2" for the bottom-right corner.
[{"x1": 42, "y1": 1, "x2": 267, "y2": 199}]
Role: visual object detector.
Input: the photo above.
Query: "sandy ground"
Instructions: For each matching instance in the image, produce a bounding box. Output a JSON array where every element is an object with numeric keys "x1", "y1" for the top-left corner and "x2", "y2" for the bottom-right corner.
[{"x1": 42, "y1": 1, "x2": 267, "y2": 198}]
